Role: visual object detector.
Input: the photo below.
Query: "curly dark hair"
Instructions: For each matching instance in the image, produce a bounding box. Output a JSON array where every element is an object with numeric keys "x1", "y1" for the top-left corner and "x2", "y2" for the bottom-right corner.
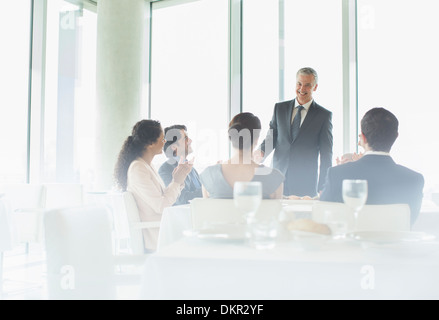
[
  {"x1": 114, "y1": 119, "x2": 162, "y2": 191},
  {"x1": 228, "y1": 112, "x2": 261, "y2": 150}
]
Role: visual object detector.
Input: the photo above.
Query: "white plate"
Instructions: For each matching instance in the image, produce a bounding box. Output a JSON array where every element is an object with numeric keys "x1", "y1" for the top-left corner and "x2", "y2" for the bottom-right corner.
[
  {"x1": 347, "y1": 231, "x2": 435, "y2": 244},
  {"x1": 185, "y1": 224, "x2": 247, "y2": 241}
]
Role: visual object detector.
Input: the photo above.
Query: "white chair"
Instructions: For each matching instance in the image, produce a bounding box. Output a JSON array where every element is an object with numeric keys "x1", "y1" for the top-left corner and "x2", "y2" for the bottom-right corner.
[
  {"x1": 122, "y1": 192, "x2": 161, "y2": 254},
  {"x1": 190, "y1": 198, "x2": 283, "y2": 230},
  {"x1": 0, "y1": 198, "x2": 12, "y2": 253},
  {"x1": 104, "y1": 192, "x2": 160, "y2": 255},
  {"x1": 43, "y1": 183, "x2": 84, "y2": 210},
  {"x1": 44, "y1": 205, "x2": 147, "y2": 300},
  {"x1": 0, "y1": 198, "x2": 13, "y2": 296},
  {"x1": 312, "y1": 201, "x2": 353, "y2": 227},
  {"x1": 0, "y1": 184, "x2": 46, "y2": 249},
  {"x1": 312, "y1": 201, "x2": 411, "y2": 232},
  {"x1": 356, "y1": 204, "x2": 411, "y2": 232}
]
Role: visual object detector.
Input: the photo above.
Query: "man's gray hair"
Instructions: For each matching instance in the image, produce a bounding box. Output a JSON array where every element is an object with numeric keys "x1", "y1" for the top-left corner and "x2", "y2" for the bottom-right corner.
[{"x1": 296, "y1": 67, "x2": 318, "y2": 84}]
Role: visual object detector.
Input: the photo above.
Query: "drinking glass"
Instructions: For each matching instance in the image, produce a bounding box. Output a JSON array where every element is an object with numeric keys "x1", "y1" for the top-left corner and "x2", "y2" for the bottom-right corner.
[
  {"x1": 323, "y1": 209, "x2": 348, "y2": 240},
  {"x1": 234, "y1": 181, "x2": 278, "y2": 249},
  {"x1": 233, "y1": 181, "x2": 262, "y2": 223},
  {"x1": 342, "y1": 179, "x2": 368, "y2": 231}
]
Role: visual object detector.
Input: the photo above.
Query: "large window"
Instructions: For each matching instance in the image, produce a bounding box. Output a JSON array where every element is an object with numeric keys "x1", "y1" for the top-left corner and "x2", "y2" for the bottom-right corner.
[
  {"x1": 357, "y1": 0, "x2": 439, "y2": 195},
  {"x1": 0, "y1": 1, "x2": 32, "y2": 183},
  {"x1": 242, "y1": 0, "x2": 279, "y2": 152},
  {"x1": 11, "y1": 0, "x2": 439, "y2": 200},
  {"x1": 44, "y1": 0, "x2": 97, "y2": 187},
  {"x1": 150, "y1": 0, "x2": 229, "y2": 171},
  {"x1": 243, "y1": 0, "x2": 343, "y2": 164}
]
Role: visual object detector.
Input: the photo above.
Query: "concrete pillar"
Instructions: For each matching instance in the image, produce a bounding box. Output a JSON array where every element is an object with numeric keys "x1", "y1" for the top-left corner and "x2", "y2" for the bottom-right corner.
[{"x1": 95, "y1": 0, "x2": 148, "y2": 190}]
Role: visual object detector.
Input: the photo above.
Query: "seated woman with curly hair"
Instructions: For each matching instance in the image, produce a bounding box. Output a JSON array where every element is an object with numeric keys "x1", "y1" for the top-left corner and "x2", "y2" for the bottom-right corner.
[{"x1": 114, "y1": 119, "x2": 192, "y2": 252}]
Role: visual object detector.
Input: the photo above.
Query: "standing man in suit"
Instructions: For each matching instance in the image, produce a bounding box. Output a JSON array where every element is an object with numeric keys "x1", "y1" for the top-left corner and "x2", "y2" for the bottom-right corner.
[
  {"x1": 159, "y1": 125, "x2": 202, "y2": 205},
  {"x1": 320, "y1": 107, "x2": 424, "y2": 225},
  {"x1": 256, "y1": 67, "x2": 333, "y2": 197}
]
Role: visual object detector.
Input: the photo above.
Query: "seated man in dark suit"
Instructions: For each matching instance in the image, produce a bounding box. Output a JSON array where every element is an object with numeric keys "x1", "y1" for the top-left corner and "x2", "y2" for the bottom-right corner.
[
  {"x1": 320, "y1": 107, "x2": 424, "y2": 225},
  {"x1": 159, "y1": 125, "x2": 202, "y2": 206}
]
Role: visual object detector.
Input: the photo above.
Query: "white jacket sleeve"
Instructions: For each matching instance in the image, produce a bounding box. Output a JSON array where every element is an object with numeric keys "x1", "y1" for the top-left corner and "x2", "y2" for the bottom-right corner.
[{"x1": 127, "y1": 160, "x2": 181, "y2": 215}]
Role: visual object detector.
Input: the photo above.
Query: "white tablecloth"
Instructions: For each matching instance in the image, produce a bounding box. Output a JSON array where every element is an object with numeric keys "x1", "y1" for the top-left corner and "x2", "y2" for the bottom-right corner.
[{"x1": 141, "y1": 236, "x2": 439, "y2": 300}]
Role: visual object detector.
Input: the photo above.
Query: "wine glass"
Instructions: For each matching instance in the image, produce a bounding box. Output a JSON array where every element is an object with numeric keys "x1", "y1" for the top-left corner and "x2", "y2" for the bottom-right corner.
[
  {"x1": 342, "y1": 179, "x2": 368, "y2": 231},
  {"x1": 233, "y1": 181, "x2": 262, "y2": 224}
]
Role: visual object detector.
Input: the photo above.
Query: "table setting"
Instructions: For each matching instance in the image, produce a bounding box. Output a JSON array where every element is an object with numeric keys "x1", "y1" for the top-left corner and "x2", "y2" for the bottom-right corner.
[{"x1": 144, "y1": 180, "x2": 439, "y2": 300}]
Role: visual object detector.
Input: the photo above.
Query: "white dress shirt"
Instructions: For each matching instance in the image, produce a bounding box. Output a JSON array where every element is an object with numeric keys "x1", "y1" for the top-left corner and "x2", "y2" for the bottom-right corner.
[
  {"x1": 291, "y1": 99, "x2": 313, "y2": 126},
  {"x1": 363, "y1": 151, "x2": 391, "y2": 156}
]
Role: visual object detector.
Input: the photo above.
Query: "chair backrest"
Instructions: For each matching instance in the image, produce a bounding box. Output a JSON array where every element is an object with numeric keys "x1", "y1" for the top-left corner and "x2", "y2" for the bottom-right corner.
[
  {"x1": 0, "y1": 184, "x2": 46, "y2": 245},
  {"x1": 44, "y1": 183, "x2": 84, "y2": 210},
  {"x1": 357, "y1": 204, "x2": 411, "y2": 232},
  {"x1": 312, "y1": 201, "x2": 411, "y2": 232},
  {"x1": 44, "y1": 205, "x2": 115, "y2": 300},
  {"x1": 312, "y1": 201, "x2": 353, "y2": 227},
  {"x1": 98, "y1": 191, "x2": 157, "y2": 255},
  {"x1": 121, "y1": 192, "x2": 145, "y2": 254},
  {"x1": 93, "y1": 192, "x2": 141, "y2": 255},
  {"x1": 0, "y1": 199, "x2": 12, "y2": 252},
  {"x1": 0, "y1": 183, "x2": 45, "y2": 211},
  {"x1": 190, "y1": 198, "x2": 283, "y2": 230}
]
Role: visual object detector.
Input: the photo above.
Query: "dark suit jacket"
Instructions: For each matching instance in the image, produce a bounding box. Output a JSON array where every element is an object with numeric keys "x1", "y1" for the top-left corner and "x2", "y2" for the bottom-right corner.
[
  {"x1": 320, "y1": 154, "x2": 424, "y2": 225},
  {"x1": 158, "y1": 159, "x2": 203, "y2": 206},
  {"x1": 260, "y1": 99, "x2": 333, "y2": 197}
]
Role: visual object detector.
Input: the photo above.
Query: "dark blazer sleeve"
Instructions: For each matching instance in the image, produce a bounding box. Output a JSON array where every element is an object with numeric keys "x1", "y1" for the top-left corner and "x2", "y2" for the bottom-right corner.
[
  {"x1": 317, "y1": 110, "x2": 333, "y2": 192},
  {"x1": 175, "y1": 169, "x2": 203, "y2": 206},
  {"x1": 159, "y1": 161, "x2": 202, "y2": 206},
  {"x1": 259, "y1": 103, "x2": 279, "y2": 159},
  {"x1": 158, "y1": 161, "x2": 174, "y2": 187},
  {"x1": 319, "y1": 166, "x2": 342, "y2": 203},
  {"x1": 408, "y1": 173, "x2": 425, "y2": 225}
]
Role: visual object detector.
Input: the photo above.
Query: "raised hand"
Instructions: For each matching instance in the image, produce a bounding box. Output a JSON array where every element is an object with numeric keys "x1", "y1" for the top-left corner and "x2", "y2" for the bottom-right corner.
[
  {"x1": 253, "y1": 149, "x2": 264, "y2": 164},
  {"x1": 172, "y1": 158, "x2": 193, "y2": 185}
]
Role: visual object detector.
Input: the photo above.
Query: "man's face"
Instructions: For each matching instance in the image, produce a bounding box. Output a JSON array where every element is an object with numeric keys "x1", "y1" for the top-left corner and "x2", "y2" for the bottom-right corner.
[
  {"x1": 173, "y1": 129, "x2": 192, "y2": 158},
  {"x1": 295, "y1": 73, "x2": 318, "y2": 105}
]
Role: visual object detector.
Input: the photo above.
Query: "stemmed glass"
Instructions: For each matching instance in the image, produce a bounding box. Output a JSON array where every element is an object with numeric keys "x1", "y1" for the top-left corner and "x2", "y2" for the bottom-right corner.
[
  {"x1": 342, "y1": 179, "x2": 368, "y2": 232},
  {"x1": 233, "y1": 181, "x2": 262, "y2": 224}
]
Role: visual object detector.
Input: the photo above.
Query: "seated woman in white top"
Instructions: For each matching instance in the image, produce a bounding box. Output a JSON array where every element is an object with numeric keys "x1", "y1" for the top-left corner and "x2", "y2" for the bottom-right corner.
[
  {"x1": 114, "y1": 120, "x2": 192, "y2": 252},
  {"x1": 200, "y1": 112, "x2": 284, "y2": 199}
]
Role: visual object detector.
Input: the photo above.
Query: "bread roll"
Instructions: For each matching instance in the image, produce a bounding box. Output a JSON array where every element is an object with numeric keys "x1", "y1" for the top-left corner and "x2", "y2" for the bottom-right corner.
[
  {"x1": 287, "y1": 219, "x2": 332, "y2": 235},
  {"x1": 287, "y1": 195, "x2": 313, "y2": 200}
]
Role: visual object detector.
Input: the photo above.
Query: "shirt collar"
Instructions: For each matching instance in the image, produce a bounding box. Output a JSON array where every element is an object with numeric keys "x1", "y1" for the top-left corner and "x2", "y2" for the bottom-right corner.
[
  {"x1": 364, "y1": 151, "x2": 391, "y2": 156},
  {"x1": 295, "y1": 99, "x2": 313, "y2": 111}
]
